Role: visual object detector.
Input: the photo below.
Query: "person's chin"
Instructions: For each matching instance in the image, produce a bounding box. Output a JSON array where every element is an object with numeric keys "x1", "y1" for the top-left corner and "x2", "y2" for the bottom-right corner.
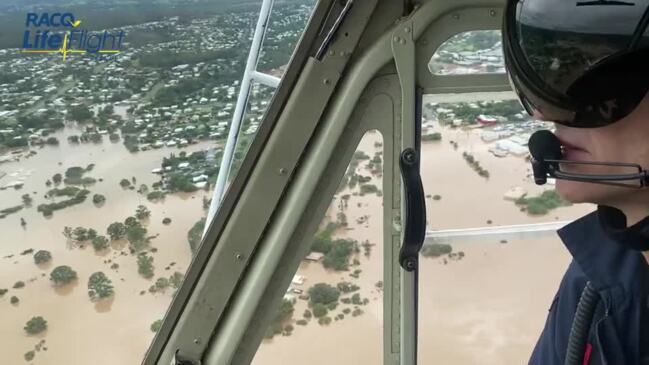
[
  {"x1": 555, "y1": 179, "x2": 590, "y2": 203},
  {"x1": 555, "y1": 178, "x2": 626, "y2": 205}
]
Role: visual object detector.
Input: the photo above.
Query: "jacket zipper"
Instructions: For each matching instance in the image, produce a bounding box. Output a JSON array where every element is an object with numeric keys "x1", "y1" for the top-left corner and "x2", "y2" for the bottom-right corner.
[{"x1": 594, "y1": 304, "x2": 611, "y2": 365}]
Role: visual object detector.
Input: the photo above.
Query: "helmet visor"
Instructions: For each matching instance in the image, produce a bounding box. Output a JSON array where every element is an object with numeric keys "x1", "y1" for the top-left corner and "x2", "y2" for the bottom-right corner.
[{"x1": 503, "y1": 0, "x2": 649, "y2": 127}]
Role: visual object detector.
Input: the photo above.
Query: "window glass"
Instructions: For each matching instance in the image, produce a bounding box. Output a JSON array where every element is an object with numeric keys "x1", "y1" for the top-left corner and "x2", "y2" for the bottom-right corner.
[
  {"x1": 253, "y1": 131, "x2": 384, "y2": 364},
  {"x1": 0, "y1": 1, "x2": 315, "y2": 363},
  {"x1": 429, "y1": 30, "x2": 505, "y2": 75},
  {"x1": 417, "y1": 92, "x2": 594, "y2": 364}
]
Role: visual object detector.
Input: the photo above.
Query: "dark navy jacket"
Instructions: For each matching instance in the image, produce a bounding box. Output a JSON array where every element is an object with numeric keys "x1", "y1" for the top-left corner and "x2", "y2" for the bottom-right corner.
[{"x1": 529, "y1": 207, "x2": 649, "y2": 365}]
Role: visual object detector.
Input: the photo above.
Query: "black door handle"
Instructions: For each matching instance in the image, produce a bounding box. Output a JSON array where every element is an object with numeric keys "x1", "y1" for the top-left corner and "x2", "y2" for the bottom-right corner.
[{"x1": 398, "y1": 148, "x2": 426, "y2": 271}]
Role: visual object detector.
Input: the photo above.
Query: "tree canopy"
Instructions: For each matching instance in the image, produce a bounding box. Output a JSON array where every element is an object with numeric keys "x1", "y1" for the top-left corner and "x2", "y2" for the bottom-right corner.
[
  {"x1": 50, "y1": 265, "x2": 77, "y2": 285},
  {"x1": 24, "y1": 316, "x2": 47, "y2": 335},
  {"x1": 88, "y1": 272, "x2": 114, "y2": 301}
]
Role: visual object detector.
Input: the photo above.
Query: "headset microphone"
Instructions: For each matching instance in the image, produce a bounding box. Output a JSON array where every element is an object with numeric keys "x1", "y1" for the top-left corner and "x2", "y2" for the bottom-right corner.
[{"x1": 527, "y1": 130, "x2": 649, "y2": 188}]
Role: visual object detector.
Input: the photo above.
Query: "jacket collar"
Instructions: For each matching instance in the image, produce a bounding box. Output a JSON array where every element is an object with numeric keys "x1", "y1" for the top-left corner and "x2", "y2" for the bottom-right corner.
[{"x1": 557, "y1": 207, "x2": 649, "y2": 294}]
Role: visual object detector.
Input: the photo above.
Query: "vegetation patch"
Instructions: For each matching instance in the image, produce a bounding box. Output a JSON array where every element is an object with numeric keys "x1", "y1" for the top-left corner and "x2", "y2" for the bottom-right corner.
[
  {"x1": 515, "y1": 190, "x2": 571, "y2": 215},
  {"x1": 24, "y1": 316, "x2": 47, "y2": 335}
]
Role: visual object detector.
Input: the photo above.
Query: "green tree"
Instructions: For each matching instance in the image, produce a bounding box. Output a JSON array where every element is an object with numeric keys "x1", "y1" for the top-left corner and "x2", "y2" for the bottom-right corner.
[
  {"x1": 126, "y1": 223, "x2": 147, "y2": 251},
  {"x1": 50, "y1": 265, "x2": 77, "y2": 285},
  {"x1": 87, "y1": 228, "x2": 98, "y2": 240},
  {"x1": 33, "y1": 250, "x2": 52, "y2": 265},
  {"x1": 88, "y1": 272, "x2": 114, "y2": 300},
  {"x1": 137, "y1": 255, "x2": 154, "y2": 278},
  {"x1": 322, "y1": 239, "x2": 355, "y2": 271},
  {"x1": 308, "y1": 283, "x2": 340, "y2": 306},
  {"x1": 107, "y1": 222, "x2": 127, "y2": 240},
  {"x1": 91, "y1": 236, "x2": 109, "y2": 251},
  {"x1": 24, "y1": 316, "x2": 47, "y2": 335},
  {"x1": 311, "y1": 230, "x2": 333, "y2": 254},
  {"x1": 92, "y1": 194, "x2": 106, "y2": 204},
  {"x1": 135, "y1": 205, "x2": 151, "y2": 220},
  {"x1": 72, "y1": 226, "x2": 89, "y2": 241}
]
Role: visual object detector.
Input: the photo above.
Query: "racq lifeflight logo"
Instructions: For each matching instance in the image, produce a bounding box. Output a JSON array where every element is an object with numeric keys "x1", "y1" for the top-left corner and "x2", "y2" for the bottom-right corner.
[{"x1": 21, "y1": 12, "x2": 126, "y2": 61}]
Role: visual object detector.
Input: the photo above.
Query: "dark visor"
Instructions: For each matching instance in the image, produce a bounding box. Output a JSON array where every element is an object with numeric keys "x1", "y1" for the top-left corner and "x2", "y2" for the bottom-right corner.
[{"x1": 503, "y1": 0, "x2": 649, "y2": 127}]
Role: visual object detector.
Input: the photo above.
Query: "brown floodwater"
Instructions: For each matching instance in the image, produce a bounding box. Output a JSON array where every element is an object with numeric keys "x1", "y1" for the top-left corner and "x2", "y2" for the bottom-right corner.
[
  {"x1": 0, "y1": 121, "x2": 594, "y2": 365},
  {"x1": 252, "y1": 127, "x2": 594, "y2": 365},
  {"x1": 0, "y1": 125, "x2": 216, "y2": 364}
]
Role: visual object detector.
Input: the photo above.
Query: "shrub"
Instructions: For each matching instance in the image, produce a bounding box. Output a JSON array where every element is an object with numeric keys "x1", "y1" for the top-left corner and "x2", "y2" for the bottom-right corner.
[
  {"x1": 11, "y1": 296, "x2": 19, "y2": 304},
  {"x1": 169, "y1": 271, "x2": 184, "y2": 289},
  {"x1": 351, "y1": 293, "x2": 363, "y2": 305},
  {"x1": 24, "y1": 351, "x2": 35, "y2": 361},
  {"x1": 147, "y1": 191, "x2": 166, "y2": 202},
  {"x1": 33, "y1": 250, "x2": 52, "y2": 265},
  {"x1": 317, "y1": 316, "x2": 332, "y2": 325},
  {"x1": 150, "y1": 319, "x2": 163, "y2": 333},
  {"x1": 162, "y1": 217, "x2": 172, "y2": 225},
  {"x1": 296, "y1": 319, "x2": 308, "y2": 326},
  {"x1": 155, "y1": 277, "x2": 170, "y2": 291},
  {"x1": 24, "y1": 316, "x2": 47, "y2": 335},
  {"x1": 337, "y1": 281, "x2": 360, "y2": 293}
]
